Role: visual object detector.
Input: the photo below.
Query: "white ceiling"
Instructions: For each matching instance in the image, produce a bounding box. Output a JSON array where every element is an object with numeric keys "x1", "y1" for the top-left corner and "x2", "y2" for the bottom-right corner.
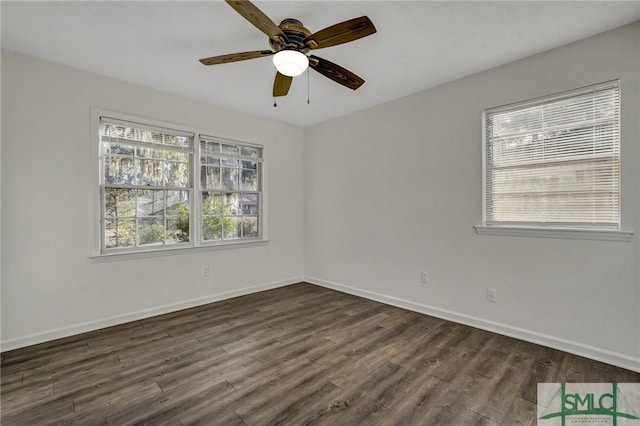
[{"x1": 2, "y1": 1, "x2": 639, "y2": 127}]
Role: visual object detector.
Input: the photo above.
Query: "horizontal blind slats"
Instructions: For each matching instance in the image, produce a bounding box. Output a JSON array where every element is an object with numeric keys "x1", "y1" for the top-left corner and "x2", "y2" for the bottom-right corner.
[
  {"x1": 100, "y1": 118, "x2": 194, "y2": 149},
  {"x1": 484, "y1": 81, "x2": 620, "y2": 228}
]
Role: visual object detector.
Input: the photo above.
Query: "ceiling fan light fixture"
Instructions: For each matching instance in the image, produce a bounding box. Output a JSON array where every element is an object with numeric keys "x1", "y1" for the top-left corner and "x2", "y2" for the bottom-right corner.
[{"x1": 272, "y1": 50, "x2": 309, "y2": 77}]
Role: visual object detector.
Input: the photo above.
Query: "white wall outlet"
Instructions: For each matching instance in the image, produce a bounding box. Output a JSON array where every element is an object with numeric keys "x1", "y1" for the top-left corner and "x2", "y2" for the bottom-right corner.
[
  {"x1": 203, "y1": 266, "x2": 210, "y2": 277},
  {"x1": 420, "y1": 271, "x2": 429, "y2": 284},
  {"x1": 487, "y1": 288, "x2": 497, "y2": 303}
]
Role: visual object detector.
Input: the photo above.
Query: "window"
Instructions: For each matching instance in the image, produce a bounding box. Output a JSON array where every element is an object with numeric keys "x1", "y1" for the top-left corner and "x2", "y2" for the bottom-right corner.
[
  {"x1": 199, "y1": 136, "x2": 262, "y2": 242},
  {"x1": 96, "y1": 113, "x2": 264, "y2": 256},
  {"x1": 100, "y1": 119, "x2": 194, "y2": 251},
  {"x1": 482, "y1": 81, "x2": 621, "y2": 233}
]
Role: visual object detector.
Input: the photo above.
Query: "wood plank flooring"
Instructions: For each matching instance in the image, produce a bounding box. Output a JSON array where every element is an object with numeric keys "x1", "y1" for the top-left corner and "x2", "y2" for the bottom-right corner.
[{"x1": 2, "y1": 282, "x2": 638, "y2": 425}]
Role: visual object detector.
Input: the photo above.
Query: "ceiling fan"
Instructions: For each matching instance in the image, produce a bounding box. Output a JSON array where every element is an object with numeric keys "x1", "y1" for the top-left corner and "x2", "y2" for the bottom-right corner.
[{"x1": 199, "y1": 0, "x2": 377, "y2": 98}]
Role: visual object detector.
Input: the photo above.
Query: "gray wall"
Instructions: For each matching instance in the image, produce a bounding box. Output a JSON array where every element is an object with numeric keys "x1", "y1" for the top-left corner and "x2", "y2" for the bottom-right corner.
[{"x1": 303, "y1": 22, "x2": 640, "y2": 370}]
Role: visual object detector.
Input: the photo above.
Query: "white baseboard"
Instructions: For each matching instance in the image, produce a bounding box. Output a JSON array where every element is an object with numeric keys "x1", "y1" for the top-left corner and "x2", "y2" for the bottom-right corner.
[
  {"x1": 305, "y1": 276, "x2": 640, "y2": 373},
  {"x1": 1, "y1": 276, "x2": 302, "y2": 352},
  {"x1": 4, "y1": 275, "x2": 638, "y2": 373}
]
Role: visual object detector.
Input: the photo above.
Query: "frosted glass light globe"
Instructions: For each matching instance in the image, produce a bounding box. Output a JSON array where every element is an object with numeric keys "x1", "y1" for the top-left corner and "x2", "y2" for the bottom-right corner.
[{"x1": 272, "y1": 50, "x2": 309, "y2": 77}]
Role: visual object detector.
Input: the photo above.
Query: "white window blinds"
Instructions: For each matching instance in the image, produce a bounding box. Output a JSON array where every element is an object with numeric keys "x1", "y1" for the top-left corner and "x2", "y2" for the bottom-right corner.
[{"x1": 483, "y1": 81, "x2": 620, "y2": 229}]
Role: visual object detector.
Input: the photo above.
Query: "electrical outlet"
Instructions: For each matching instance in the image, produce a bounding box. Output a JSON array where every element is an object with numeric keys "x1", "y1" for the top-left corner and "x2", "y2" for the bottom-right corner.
[
  {"x1": 203, "y1": 266, "x2": 210, "y2": 277},
  {"x1": 487, "y1": 288, "x2": 497, "y2": 303},
  {"x1": 420, "y1": 271, "x2": 429, "y2": 284}
]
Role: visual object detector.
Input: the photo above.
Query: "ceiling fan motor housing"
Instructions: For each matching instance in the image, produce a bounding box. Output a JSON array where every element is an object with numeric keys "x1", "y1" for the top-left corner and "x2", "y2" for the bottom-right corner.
[{"x1": 270, "y1": 19, "x2": 312, "y2": 52}]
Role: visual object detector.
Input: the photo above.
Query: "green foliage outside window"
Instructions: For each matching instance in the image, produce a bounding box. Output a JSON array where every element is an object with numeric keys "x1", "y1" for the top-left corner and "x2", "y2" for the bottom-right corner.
[{"x1": 202, "y1": 193, "x2": 236, "y2": 241}]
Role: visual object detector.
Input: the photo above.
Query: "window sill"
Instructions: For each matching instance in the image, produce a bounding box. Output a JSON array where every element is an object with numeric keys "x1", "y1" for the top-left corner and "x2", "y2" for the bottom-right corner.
[
  {"x1": 89, "y1": 239, "x2": 269, "y2": 262},
  {"x1": 474, "y1": 225, "x2": 633, "y2": 242}
]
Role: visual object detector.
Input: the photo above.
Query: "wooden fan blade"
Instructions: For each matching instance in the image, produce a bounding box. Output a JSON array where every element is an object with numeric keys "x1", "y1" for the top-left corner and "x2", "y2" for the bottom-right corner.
[
  {"x1": 304, "y1": 16, "x2": 376, "y2": 50},
  {"x1": 273, "y1": 72, "x2": 293, "y2": 97},
  {"x1": 309, "y1": 55, "x2": 364, "y2": 90},
  {"x1": 225, "y1": 0, "x2": 285, "y2": 42},
  {"x1": 199, "y1": 50, "x2": 273, "y2": 66}
]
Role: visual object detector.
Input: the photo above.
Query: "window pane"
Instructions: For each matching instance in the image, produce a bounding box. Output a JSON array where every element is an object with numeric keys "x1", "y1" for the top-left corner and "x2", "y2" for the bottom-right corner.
[
  {"x1": 136, "y1": 146, "x2": 164, "y2": 159},
  {"x1": 241, "y1": 169, "x2": 258, "y2": 191},
  {"x1": 138, "y1": 218, "x2": 164, "y2": 245},
  {"x1": 241, "y1": 160, "x2": 257, "y2": 170},
  {"x1": 135, "y1": 159, "x2": 163, "y2": 186},
  {"x1": 163, "y1": 134, "x2": 191, "y2": 149},
  {"x1": 166, "y1": 191, "x2": 189, "y2": 216},
  {"x1": 137, "y1": 189, "x2": 164, "y2": 216},
  {"x1": 166, "y1": 218, "x2": 189, "y2": 243},
  {"x1": 202, "y1": 192, "x2": 222, "y2": 215},
  {"x1": 166, "y1": 190, "x2": 190, "y2": 243},
  {"x1": 223, "y1": 217, "x2": 241, "y2": 240},
  {"x1": 240, "y1": 193, "x2": 259, "y2": 215},
  {"x1": 105, "y1": 218, "x2": 135, "y2": 248},
  {"x1": 165, "y1": 151, "x2": 188, "y2": 162},
  {"x1": 221, "y1": 144, "x2": 239, "y2": 155},
  {"x1": 222, "y1": 167, "x2": 240, "y2": 189},
  {"x1": 222, "y1": 168, "x2": 239, "y2": 190},
  {"x1": 105, "y1": 156, "x2": 134, "y2": 185},
  {"x1": 241, "y1": 146, "x2": 259, "y2": 158},
  {"x1": 224, "y1": 193, "x2": 239, "y2": 215},
  {"x1": 201, "y1": 166, "x2": 221, "y2": 189},
  {"x1": 201, "y1": 141, "x2": 220, "y2": 154},
  {"x1": 242, "y1": 217, "x2": 258, "y2": 238},
  {"x1": 105, "y1": 188, "x2": 136, "y2": 218},
  {"x1": 221, "y1": 157, "x2": 239, "y2": 167},
  {"x1": 165, "y1": 161, "x2": 189, "y2": 187},
  {"x1": 202, "y1": 217, "x2": 222, "y2": 241},
  {"x1": 105, "y1": 143, "x2": 134, "y2": 156}
]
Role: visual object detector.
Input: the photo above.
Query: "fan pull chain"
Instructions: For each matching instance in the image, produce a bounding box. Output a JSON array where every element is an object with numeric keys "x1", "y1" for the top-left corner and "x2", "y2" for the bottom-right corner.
[
  {"x1": 307, "y1": 68, "x2": 310, "y2": 104},
  {"x1": 273, "y1": 97, "x2": 277, "y2": 108}
]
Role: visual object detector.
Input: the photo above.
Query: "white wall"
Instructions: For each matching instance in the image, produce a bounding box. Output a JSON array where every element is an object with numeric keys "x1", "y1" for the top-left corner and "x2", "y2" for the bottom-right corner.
[
  {"x1": 1, "y1": 50, "x2": 305, "y2": 349},
  {"x1": 304, "y1": 23, "x2": 640, "y2": 371}
]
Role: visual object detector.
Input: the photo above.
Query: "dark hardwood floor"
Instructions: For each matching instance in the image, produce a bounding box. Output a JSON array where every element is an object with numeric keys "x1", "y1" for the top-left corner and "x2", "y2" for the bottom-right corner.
[{"x1": 2, "y1": 282, "x2": 638, "y2": 425}]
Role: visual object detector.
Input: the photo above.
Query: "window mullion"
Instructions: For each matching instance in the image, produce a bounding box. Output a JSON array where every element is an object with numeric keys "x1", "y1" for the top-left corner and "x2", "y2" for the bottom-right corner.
[{"x1": 194, "y1": 136, "x2": 202, "y2": 247}]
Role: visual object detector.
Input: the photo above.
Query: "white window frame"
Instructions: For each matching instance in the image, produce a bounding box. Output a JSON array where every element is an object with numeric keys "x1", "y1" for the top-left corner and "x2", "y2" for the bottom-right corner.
[
  {"x1": 475, "y1": 81, "x2": 633, "y2": 242},
  {"x1": 90, "y1": 108, "x2": 267, "y2": 259}
]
